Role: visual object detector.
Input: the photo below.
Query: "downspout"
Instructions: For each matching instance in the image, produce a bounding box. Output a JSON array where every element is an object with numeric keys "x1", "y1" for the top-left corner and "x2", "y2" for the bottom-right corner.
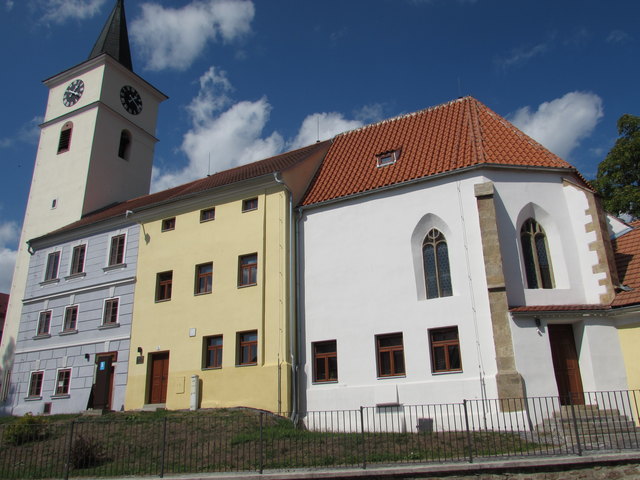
[{"x1": 273, "y1": 173, "x2": 298, "y2": 423}]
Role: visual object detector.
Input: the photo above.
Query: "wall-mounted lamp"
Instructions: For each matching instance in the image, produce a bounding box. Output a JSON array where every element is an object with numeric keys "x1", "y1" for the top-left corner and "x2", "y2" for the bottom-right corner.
[
  {"x1": 137, "y1": 347, "x2": 143, "y2": 355},
  {"x1": 136, "y1": 347, "x2": 145, "y2": 365},
  {"x1": 534, "y1": 317, "x2": 541, "y2": 328},
  {"x1": 84, "y1": 353, "x2": 90, "y2": 361}
]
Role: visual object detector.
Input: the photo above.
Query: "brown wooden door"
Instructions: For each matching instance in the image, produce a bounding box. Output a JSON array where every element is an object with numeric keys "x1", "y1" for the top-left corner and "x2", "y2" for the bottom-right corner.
[
  {"x1": 548, "y1": 324, "x2": 584, "y2": 405},
  {"x1": 93, "y1": 352, "x2": 117, "y2": 410},
  {"x1": 148, "y1": 352, "x2": 169, "y2": 404}
]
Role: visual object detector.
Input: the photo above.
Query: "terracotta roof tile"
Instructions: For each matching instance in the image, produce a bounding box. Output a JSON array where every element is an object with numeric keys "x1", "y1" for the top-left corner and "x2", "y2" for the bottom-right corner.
[
  {"x1": 302, "y1": 97, "x2": 581, "y2": 206},
  {"x1": 612, "y1": 222, "x2": 640, "y2": 307},
  {"x1": 40, "y1": 140, "x2": 331, "y2": 239},
  {"x1": 510, "y1": 305, "x2": 610, "y2": 313}
]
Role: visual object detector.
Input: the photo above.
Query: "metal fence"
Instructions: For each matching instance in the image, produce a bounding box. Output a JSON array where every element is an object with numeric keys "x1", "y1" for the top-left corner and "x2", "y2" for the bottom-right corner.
[{"x1": 1, "y1": 390, "x2": 639, "y2": 479}]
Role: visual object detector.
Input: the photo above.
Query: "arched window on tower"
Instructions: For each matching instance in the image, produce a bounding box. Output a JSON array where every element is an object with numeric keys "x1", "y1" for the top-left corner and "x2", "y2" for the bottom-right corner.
[
  {"x1": 118, "y1": 130, "x2": 132, "y2": 160},
  {"x1": 422, "y1": 228, "x2": 452, "y2": 299},
  {"x1": 57, "y1": 122, "x2": 73, "y2": 154},
  {"x1": 520, "y1": 218, "x2": 554, "y2": 289}
]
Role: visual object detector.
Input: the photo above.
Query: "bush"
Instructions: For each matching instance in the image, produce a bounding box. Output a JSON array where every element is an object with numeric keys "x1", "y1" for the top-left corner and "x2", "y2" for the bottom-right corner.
[
  {"x1": 69, "y1": 434, "x2": 106, "y2": 469},
  {"x1": 3, "y1": 413, "x2": 50, "y2": 446}
]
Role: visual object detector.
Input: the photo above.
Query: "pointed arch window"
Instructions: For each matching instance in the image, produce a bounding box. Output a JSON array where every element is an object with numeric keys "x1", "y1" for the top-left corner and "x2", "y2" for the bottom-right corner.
[
  {"x1": 520, "y1": 218, "x2": 554, "y2": 289},
  {"x1": 422, "y1": 228, "x2": 452, "y2": 299},
  {"x1": 118, "y1": 130, "x2": 132, "y2": 160},
  {"x1": 57, "y1": 122, "x2": 73, "y2": 154}
]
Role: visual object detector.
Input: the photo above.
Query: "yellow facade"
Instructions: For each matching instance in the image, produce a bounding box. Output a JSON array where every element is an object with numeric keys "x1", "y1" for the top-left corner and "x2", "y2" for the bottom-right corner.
[
  {"x1": 125, "y1": 181, "x2": 292, "y2": 413},
  {"x1": 618, "y1": 323, "x2": 640, "y2": 390}
]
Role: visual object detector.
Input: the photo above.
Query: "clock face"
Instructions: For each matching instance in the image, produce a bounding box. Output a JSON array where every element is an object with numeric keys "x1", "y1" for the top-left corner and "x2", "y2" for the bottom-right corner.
[
  {"x1": 120, "y1": 85, "x2": 143, "y2": 115},
  {"x1": 62, "y1": 79, "x2": 84, "y2": 107}
]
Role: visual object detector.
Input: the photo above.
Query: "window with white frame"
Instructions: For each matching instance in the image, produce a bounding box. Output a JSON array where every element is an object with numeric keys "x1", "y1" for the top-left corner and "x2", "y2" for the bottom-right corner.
[
  {"x1": 44, "y1": 251, "x2": 60, "y2": 281},
  {"x1": 103, "y1": 298, "x2": 119, "y2": 325},
  {"x1": 108, "y1": 234, "x2": 126, "y2": 266},
  {"x1": 28, "y1": 371, "x2": 44, "y2": 398},
  {"x1": 70, "y1": 244, "x2": 86, "y2": 275},
  {"x1": 63, "y1": 306, "x2": 78, "y2": 332},
  {"x1": 54, "y1": 369, "x2": 71, "y2": 396},
  {"x1": 37, "y1": 311, "x2": 52, "y2": 336}
]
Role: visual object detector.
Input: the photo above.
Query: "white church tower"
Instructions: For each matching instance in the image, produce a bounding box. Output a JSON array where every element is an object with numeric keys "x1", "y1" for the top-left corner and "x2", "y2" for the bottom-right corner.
[{"x1": 0, "y1": 0, "x2": 166, "y2": 401}]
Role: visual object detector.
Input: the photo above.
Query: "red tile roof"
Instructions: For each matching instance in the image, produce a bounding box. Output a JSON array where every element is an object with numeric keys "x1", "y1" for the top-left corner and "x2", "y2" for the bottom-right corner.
[
  {"x1": 39, "y1": 140, "x2": 331, "y2": 240},
  {"x1": 612, "y1": 220, "x2": 640, "y2": 307},
  {"x1": 302, "y1": 97, "x2": 584, "y2": 206},
  {"x1": 510, "y1": 304, "x2": 610, "y2": 313}
]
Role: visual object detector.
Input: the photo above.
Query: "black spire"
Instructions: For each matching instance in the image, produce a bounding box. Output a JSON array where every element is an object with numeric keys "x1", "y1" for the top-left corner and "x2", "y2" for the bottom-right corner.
[{"x1": 88, "y1": 0, "x2": 133, "y2": 71}]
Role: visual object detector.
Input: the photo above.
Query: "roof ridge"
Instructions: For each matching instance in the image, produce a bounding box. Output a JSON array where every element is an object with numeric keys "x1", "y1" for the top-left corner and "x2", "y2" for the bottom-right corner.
[
  {"x1": 466, "y1": 97, "x2": 487, "y2": 165},
  {"x1": 335, "y1": 96, "x2": 473, "y2": 139}
]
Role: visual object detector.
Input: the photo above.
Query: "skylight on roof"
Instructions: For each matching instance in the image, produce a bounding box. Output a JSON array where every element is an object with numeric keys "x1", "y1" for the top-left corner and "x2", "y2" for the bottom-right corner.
[{"x1": 376, "y1": 149, "x2": 400, "y2": 168}]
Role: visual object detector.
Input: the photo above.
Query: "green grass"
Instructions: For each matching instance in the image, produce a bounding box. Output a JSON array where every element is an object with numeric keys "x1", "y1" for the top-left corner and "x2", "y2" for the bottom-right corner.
[{"x1": 0, "y1": 408, "x2": 547, "y2": 479}]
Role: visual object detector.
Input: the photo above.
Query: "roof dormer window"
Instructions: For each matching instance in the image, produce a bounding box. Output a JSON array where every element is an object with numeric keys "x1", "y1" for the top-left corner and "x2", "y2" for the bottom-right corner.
[{"x1": 376, "y1": 149, "x2": 400, "y2": 168}]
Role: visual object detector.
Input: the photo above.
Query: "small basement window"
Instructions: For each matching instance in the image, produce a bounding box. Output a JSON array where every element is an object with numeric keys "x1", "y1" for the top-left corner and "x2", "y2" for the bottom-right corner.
[{"x1": 376, "y1": 149, "x2": 400, "y2": 168}]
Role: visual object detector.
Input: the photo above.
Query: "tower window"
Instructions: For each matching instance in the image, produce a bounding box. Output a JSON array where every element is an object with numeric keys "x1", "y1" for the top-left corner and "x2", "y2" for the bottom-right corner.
[
  {"x1": 118, "y1": 130, "x2": 132, "y2": 160},
  {"x1": 57, "y1": 122, "x2": 73, "y2": 154}
]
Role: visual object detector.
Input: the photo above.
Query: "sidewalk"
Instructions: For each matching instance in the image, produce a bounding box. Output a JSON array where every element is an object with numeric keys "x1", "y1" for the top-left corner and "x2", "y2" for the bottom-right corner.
[{"x1": 110, "y1": 452, "x2": 640, "y2": 480}]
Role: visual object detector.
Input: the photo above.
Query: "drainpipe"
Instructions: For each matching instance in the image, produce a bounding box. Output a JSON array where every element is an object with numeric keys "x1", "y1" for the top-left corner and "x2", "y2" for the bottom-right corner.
[{"x1": 273, "y1": 173, "x2": 297, "y2": 422}]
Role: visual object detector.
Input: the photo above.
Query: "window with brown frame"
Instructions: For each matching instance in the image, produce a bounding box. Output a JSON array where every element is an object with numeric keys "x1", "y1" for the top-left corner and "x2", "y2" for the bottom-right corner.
[
  {"x1": 203, "y1": 335, "x2": 223, "y2": 369},
  {"x1": 103, "y1": 298, "x2": 119, "y2": 325},
  {"x1": 429, "y1": 327, "x2": 462, "y2": 373},
  {"x1": 57, "y1": 122, "x2": 72, "y2": 154},
  {"x1": 237, "y1": 331, "x2": 258, "y2": 365},
  {"x1": 195, "y1": 263, "x2": 213, "y2": 295},
  {"x1": 238, "y1": 254, "x2": 257, "y2": 287},
  {"x1": 28, "y1": 371, "x2": 44, "y2": 397},
  {"x1": 44, "y1": 251, "x2": 60, "y2": 281},
  {"x1": 37, "y1": 311, "x2": 51, "y2": 336},
  {"x1": 313, "y1": 340, "x2": 338, "y2": 383},
  {"x1": 242, "y1": 197, "x2": 258, "y2": 212},
  {"x1": 200, "y1": 207, "x2": 215, "y2": 222},
  {"x1": 161, "y1": 217, "x2": 176, "y2": 232},
  {"x1": 70, "y1": 244, "x2": 86, "y2": 275},
  {"x1": 63, "y1": 306, "x2": 78, "y2": 332},
  {"x1": 521, "y1": 218, "x2": 554, "y2": 289},
  {"x1": 108, "y1": 234, "x2": 126, "y2": 266},
  {"x1": 376, "y1": 333, "x2": 405, "y2": 377},
  {"x1": 54, "y1": 369, "x2": 71, "y2": 396},
  {"x1": 156, "y1": 271, "x2": 173, "y2": 301}
]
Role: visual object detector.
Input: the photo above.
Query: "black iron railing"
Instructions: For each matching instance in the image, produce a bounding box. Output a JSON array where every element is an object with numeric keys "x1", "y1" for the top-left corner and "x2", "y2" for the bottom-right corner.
[{"x1": 1, "y1": 390, "x2": 638, "y2": 479}]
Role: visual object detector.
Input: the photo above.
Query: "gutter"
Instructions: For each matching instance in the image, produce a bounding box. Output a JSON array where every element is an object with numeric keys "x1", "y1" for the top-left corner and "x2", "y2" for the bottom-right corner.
[{"x1": 274, "y1": 173, "x2": 298, "y2": 422}]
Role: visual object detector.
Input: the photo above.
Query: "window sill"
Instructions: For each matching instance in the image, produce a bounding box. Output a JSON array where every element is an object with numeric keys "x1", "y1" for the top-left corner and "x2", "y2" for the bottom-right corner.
[
  {"x1": 312, "y1": 380, "x2": 339, "y2": 385},
  {"x1": 236, "y1": 363, "x2": 257, "y2": 367},
  {"x1": 25, "y1": 396, "x2": 42, "y2": 401},
  {"x1": 103, "y1": 263, "x2": 127, "y2": 272},
  {"x1": 64, "y1": 272, "x2": 86, "y2": 280},
  {"x1": 376, "y1": 374, "x2": 406, "y2": 380},
  {"x1": 51, "y1": 394, "x2": 70, "y2": 400},
  {"x1": 33, "y1": 334, "x2": 51, "y2": 340},
  {"x1": 98, "y1": 323, "x2": 120, "y2": 330},
  {"x1": 155, "y1": 298, "x2": 171, "y2": 303},
  {"x1": 237, "y1": 283, "x2": 257, "y2": 289},
  {"x1": 194, "y1": 291, "x2": 212, "y2": 297},
  {"x1": 431, "y1": 369, "x2": 463, "y2": 375},
  {"x1": 202, "y1": 367, "x2": 222, "y2": 371},
  {"x1": 39, "y1": 278, "x2": 60, "y2": 286},
  {"x1": 59, "y1": 330, "x2": 78, "y2": 336}
]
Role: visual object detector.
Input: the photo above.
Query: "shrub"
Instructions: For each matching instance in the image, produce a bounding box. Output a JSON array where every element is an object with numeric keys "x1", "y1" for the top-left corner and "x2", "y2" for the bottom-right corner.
[
  {"x1": 69, "y1": 434, "x2": 106, "y2": 469},
  {"x1": 3, "y1": 413, "x2": 50, "y2": 446}
]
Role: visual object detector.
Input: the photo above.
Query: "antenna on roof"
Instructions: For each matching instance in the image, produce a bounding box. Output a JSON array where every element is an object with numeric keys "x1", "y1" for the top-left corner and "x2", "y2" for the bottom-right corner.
[
  {"x1": 207, "y1": 153, "x2": 211, "y2": 177},
  {"x1": 316, "y1": 116, "x2": 320, "y2": 143}
]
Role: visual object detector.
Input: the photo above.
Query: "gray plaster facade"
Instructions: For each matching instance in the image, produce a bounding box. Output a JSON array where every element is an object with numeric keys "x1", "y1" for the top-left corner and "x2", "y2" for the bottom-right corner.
[{"x1": 6, "y1": 223, "x2": 139, "y2": 415}]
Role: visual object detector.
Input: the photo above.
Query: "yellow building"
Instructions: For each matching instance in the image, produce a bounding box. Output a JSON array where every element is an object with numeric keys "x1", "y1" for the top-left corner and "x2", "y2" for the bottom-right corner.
[{"x1": 124, "y1": 142, "x2": 330, "y2": 413}]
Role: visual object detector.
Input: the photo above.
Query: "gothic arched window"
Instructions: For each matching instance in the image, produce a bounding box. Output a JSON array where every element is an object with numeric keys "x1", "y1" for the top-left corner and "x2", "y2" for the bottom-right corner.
[
  {"x1": 422, "y1": 228, "x2": 452, "y2": 299},
  {"x1": 57, "y1": 122, "x2": 73, "y2": 154},
  {"x1": 520, "y1": 218, "x2": 554, "y2": 289},
  {"x1": 118, "y1": 130, "x2": 132, "y2": 160}
]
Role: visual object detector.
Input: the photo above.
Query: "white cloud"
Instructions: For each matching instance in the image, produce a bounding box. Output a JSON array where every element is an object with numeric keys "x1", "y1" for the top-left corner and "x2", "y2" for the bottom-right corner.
[
  {"x1": 152, "y1": 66, "x2": 362, "y2": 192},
  {"x1": 0, "y1": 221, "x2": 19, "y2": 294},
  {"x1": 4, "y1": 1, "x2": 14, "y2": 11},
  {"x1": 131, "y1": 0, "x2": 255, "y2": 71},
  {"x1": 510, "y1": 91, "x2": 604, "y2": 159},
  {"x1": 34, "y1": 0, "x2": 107, "y2": 24},
  {"x1": 0, "y1": 117, "x2": 41, "y2": 149},
  {"x1": 607, "y1": 30, "x2": 632, "y2": 44},
  {"x1": 289, "y1": 113, "x2": 362, "y2": 150},
  {"x1": 495, "y1": 41, "x2": 549, "y2": 70}
]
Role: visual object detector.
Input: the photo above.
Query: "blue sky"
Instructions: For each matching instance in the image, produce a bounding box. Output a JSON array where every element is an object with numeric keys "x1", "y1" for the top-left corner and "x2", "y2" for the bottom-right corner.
[{"x1": 0, "y1": 0, "x2": 638, "y2": 291}]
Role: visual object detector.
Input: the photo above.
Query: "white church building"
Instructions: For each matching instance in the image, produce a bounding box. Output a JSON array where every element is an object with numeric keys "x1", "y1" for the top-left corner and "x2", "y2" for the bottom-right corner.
[{"x1": 297, "y1": 97, "x2": 629, "y2": 419}]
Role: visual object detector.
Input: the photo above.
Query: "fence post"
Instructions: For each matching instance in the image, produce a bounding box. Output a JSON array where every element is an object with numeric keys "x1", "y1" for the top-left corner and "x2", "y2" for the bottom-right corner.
[
  {"x1": 159, "y1": 416, "x2": 168, "y2": 478},
  {"x1": 259, "y1": 412, "x2": 264, "y2": 474},
  {"x1": 568, "y1": 395, "x2": 582, "y2": 456},
  {"x1": 463, "y1": 400, "x2": 473, "y2": 463},
  {"x1": 359, "y1": 407, "x2": 367, "y2": 470},
  {"x1": 63, "y1": 420, "x2": 75, "y2": 480}
]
